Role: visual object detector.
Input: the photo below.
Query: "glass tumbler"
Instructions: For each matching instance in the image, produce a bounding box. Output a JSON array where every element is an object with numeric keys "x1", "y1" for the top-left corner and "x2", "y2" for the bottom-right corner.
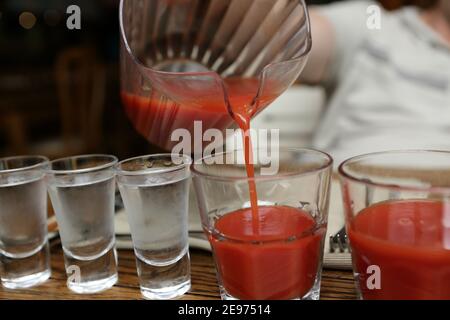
[
  {"x1": 192, "y1": 148, "x2": 333, "y2": 300},
  {"x1": 46, "y1": 155, "x2": 118, "y2": 294},
  {"x1": 339, "y1": 150, "x2": 450, "y2": 300},
  {"x1": 115, "y1": 154, "x2": 192, "y2": 300},
  {"x1": 0, "y1": 156, "x2": 51, "y2": 288}
]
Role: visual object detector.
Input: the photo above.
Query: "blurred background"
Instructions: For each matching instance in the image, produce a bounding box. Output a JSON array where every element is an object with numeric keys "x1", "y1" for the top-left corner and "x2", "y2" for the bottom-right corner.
[{"x1": 0, "y1": 0, "x2": 435, "y2": 159}]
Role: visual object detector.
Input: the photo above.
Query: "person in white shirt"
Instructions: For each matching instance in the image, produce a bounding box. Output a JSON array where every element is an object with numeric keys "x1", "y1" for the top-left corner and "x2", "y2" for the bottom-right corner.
[{"x1": 301, "y1": 0, "x2": 450, "y2": 166}]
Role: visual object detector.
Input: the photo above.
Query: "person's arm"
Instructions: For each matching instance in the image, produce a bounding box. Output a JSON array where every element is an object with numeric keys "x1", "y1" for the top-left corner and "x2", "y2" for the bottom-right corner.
[
  {"x1": 300, "y1": 1, "x2": 376, "y2": 86},
  {"x1": 299, "y1": 10, "x2": 336, "y2": 85}
]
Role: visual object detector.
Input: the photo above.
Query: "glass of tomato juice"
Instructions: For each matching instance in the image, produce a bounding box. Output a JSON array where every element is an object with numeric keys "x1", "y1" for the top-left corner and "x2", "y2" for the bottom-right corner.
[
  {"x1": 192, "y1": 148, "x2": 333, "y2": 300},
  {"x1": 339, "y1": 150, "x2": 450, "y2": 300}
]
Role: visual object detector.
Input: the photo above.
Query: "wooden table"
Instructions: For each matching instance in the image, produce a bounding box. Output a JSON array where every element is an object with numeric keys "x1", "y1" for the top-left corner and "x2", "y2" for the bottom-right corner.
[{"x1": 0, "y1": 239, "x2": 357, "y2": 300}]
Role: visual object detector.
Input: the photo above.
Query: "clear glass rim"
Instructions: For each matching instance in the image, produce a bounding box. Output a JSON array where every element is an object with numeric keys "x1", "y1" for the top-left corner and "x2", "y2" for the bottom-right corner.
[
  {"x1": 339, "y1": 149, "x2": 450, "y2": 192},
  {"x1": 46, "y1": 154, "x2": 118, "y2": 175},
  {"x1": 0, "y1": 155, "x2": 49, "y2": 174},
  {"x1": 191, "y1": 147, "x2": 333, "y2": 182},
  {"x1": 115, "y1": 154, "x2": 192, "y2": 176}
]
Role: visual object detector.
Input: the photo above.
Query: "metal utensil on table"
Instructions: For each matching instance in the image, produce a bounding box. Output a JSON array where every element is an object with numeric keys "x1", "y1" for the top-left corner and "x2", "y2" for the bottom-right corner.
[
  {"x1": 329, "y1": 226, "x2": 349, "y2": 253},
  {"x1": 328, "y1": 178, "x2": 373, "y2": 253}
]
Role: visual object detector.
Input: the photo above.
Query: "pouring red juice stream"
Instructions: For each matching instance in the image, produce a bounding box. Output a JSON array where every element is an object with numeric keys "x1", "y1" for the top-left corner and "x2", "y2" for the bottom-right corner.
[
  {"x1": 215, "y1": 79, "x2": 323, "y2": 300},
  {"x1": 122, "y1": 77, "x2": 323, "y2": 300}
]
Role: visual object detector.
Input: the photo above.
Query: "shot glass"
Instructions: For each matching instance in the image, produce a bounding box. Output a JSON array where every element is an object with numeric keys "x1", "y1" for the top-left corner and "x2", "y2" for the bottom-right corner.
[
  {"x1": 46, "y1": 155, "x2": 118, "y2": 293},
  {"x1": 192, "y1": 148, "x2": 333, "y2": 300},
  {"x1": 115, "y1": 154, "x2": 192, "y2": 300},
  {"x1": 339, "y1": 150, "x2": 450, "y2": 300},
  {"x1": 0, "y1": 156, "x2": 51, "y2": 288}
]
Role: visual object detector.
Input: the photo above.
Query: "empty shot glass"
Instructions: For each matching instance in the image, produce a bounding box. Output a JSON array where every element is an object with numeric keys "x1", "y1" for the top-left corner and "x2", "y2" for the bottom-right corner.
[
  {"x1": 46, "y1": 155, "x2": 118, "y2": 293},
  {"x1": 115, "y1": 154, "x2": 192, "y2": 300},
  {"x1": 0, "y1": 156, "x2": 51, "y2": 289}
]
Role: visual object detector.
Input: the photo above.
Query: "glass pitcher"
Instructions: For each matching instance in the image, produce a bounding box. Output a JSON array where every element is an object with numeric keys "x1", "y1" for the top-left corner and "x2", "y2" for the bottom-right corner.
[{"x1": 120, "y1": 0, "x2": 311, "y2": 151}]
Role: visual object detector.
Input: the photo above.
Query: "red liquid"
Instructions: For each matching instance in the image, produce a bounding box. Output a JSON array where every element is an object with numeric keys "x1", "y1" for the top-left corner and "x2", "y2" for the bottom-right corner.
[
  {"x1": 349, "y1": 200, "x2": 450, "y2": 300},
  {"x1": 121, "y1": 91, "x2": 234, "y2": 151},
  {"x1": 121, "y1": 78, "x2": 276, "y2": 151},
  {"x1": 210, "y1": 206, "x2": 325, "y2": 300}
]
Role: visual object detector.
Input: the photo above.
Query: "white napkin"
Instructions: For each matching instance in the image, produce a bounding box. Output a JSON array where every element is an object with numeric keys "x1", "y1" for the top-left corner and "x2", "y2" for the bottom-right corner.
[{"x1": 114, "y1": 180, "x2": 352, "y2": 270}]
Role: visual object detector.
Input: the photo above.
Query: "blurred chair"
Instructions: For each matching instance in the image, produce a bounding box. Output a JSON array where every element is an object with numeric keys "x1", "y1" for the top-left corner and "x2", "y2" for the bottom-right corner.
[
  {"x1": 30, "y1": 47, "x2": 106, "y2": 158},
  {"x1": 0, "y1": 67, "x2": 58, "y2": 156},
  {"x1": 0, "y1": 113, "x2": 28, "y2": 155}
]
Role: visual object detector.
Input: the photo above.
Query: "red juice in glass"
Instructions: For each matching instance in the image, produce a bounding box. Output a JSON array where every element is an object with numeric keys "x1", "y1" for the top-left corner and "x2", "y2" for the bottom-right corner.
[
  {"x1": 209, "y1": 206, "x2": 326, "y2": 300},
  {"x1": 349, "y1": 200, "x2": 450, "y2": 300}
]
